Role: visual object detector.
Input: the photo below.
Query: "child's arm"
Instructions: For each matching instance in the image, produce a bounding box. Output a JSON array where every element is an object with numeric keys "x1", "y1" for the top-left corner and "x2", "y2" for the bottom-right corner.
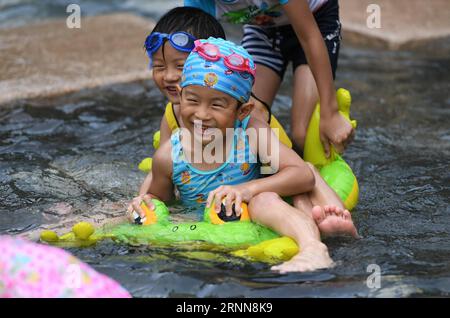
[
  {"x1": 282, "y1": 0, "x2": 353, "y2": 155},
  {"x1": 147, "y1": 140, "x2": 175, "y2": 205},
  {"x1": 138, "y1": 172, "x2": 153, "y2": 196},
  {"x1": 128, "y1": 141, "x2": 174, "y2": 220},
  {"x1": 246, "y1": 117, "x2": 315, "y2": 195},
  {"x1": 158, "y1": 108, "x2": 174, "y2": 147},
  {"x1": 137, "y1": 109, "x2": 175, "y2": 197},
  {"x1": 207, "y1": 118, "x2": 315, "y2": 215},
  {"x1": 127, "y1": 116, "x2": 173, "y2": 217}
]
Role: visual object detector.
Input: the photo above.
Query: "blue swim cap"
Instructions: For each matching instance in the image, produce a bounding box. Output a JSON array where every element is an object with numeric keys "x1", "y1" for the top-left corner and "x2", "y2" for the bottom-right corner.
[{"x1": 180, "y1": 37, "x2": 255, "y2": 103}]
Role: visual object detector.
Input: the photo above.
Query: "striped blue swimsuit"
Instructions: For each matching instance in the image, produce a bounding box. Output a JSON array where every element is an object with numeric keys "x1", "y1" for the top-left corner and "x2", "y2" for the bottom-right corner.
[{"x1": 171, "y1": 116, "x2": 260, "y2": 217}]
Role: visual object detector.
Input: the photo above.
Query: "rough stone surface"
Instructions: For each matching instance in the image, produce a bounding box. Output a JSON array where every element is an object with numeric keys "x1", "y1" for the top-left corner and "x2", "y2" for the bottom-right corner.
[
  {"x1": 340, "y1": 0, "x2": 450, "y2": 49},
  {"x1": 0, "y1": 13, "x2": 154, "y2": 106},
  {"x1": 1, "y1": 2, "x2": 449, "y2": 105}
]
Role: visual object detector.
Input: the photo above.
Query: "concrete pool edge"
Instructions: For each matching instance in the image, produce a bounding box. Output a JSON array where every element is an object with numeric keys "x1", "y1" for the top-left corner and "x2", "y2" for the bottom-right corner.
[
  {"x1": 1, "y1": 1, "x2": 449, "y2": 107},
  {"x1": 340, "y1": 0, "x2": 450, "y2": 50},
  {"x1": 0, "y1": 13, "x2": 155, "y2": 107}
]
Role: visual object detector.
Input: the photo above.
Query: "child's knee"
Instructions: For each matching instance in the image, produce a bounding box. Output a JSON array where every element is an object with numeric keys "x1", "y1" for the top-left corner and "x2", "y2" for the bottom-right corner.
[
  {"x1": 305, "y1": 161, "x2": 315, "y2": 171},
  {"x1": 250, "y1": 192, "x2": 281, "y2": 208},
  {"x1": 305, "y1": 162, "x2": 319, "y2": 179}
]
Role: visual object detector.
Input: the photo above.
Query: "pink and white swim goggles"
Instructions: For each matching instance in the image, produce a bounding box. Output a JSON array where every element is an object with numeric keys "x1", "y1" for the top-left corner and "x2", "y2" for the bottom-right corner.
[{"x1": 192, "y1": 40, "x2": 256, "y2": 77}]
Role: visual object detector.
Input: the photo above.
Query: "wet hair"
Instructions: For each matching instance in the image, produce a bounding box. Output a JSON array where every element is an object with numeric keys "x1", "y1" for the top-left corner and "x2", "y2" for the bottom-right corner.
[{"x1": 151, "y1": 6, "x2": 226, "y2": 39}]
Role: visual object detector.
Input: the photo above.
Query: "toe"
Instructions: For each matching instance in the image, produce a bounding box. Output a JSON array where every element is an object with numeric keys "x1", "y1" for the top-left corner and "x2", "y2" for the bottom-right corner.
[
  {"x1": 323, "y1": 205, "x2": 332, "y2": 216},
  {"x1": 343, "y1": 210, "x2": 352, "y2": 220},
  {"x1": 333, "y1": 206, "x2": 342, "y2": 215},
  {"x1": 312, "y1": 206, "x2": 325, "y2": 224},
  {"x1": 335, "y1": 207, "x2": 344, "y2": 217},
  {"x1": 328, "y1": 205, "x2": 339, "y2": 216}
]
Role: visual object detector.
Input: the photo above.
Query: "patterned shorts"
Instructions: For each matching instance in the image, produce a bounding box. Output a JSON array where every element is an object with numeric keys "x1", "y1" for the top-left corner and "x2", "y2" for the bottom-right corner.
[{"x1": 241, "y1": 0, "x2": 341, "y2": 80}]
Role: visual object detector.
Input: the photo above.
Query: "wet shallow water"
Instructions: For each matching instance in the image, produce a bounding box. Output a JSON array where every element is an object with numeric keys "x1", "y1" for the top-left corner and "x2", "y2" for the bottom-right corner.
[{"x1": 1, "y1": 42, "x2": 450, "y2": 297}]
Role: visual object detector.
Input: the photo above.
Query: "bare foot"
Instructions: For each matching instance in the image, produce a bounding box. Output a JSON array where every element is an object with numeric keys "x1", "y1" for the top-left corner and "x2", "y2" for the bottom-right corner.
[
  {"x1": 271, "y1": 243, "x2": 334, "y2": 273},
  {"x1": 312, "y1": 205, "x2": 359, "y2": 238}
]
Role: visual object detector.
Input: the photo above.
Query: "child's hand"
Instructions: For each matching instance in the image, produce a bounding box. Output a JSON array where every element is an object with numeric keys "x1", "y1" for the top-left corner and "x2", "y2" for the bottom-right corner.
[
  {"x1": 320, "y1": 111, "x2": 354, "y2": 157},
  {"x1": 126, "y1": 194, "x2": 155, "y2": 223},
  {"x1": 206, "y1": 185, "x2": 253, "y2": 217}
]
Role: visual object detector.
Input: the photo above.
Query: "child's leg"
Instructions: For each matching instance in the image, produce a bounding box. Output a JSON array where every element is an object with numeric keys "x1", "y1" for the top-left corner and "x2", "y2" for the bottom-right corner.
[
  {"x1": 302, "y1": 162, "x2": 343, "y2": 209},
  {"x1": 241, "y1": 25, "x2": 284, "y2": 123},
  {"x1": 293, "y1": 163, "x2": 359, "y2": 238},
  {"x1": 290, "y1": 65, "x2": 319, "y2": 152},
  {"x1": 251, "y1": 64, "x2": 282, "y2": 123},
  {"x1": 248, "y1": 192, "x2": 333, "y2": 273}
]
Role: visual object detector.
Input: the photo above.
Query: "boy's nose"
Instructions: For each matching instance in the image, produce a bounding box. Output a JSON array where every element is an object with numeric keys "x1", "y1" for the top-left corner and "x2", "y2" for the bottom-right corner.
[
  {"x1": 164, "y1": 68, "x2": 180, "y2": 82},
  {"x1": 194, "y1": 106, "x2": 212, "y2": 121}
]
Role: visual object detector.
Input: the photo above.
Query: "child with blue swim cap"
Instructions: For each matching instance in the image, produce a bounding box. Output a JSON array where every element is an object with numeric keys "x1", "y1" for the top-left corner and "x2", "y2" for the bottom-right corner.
[
  {"x1": 180, "y1": 37, "x2": 256, "y2": 103},
  {"x1": 127, "y1": 7, "x2": 227, "y2": 214},
  {"x1": 136, "y1": 37, "x2": 359, "y2": 273},
  {"x1": 129, "y1": 7, "x2": 292, "y2": 217}
]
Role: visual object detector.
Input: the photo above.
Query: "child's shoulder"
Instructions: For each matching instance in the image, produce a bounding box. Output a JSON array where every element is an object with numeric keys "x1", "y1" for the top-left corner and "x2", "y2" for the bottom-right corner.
[{"x1": 245, "y1": 115, "x2": 272, "y2": 153}]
